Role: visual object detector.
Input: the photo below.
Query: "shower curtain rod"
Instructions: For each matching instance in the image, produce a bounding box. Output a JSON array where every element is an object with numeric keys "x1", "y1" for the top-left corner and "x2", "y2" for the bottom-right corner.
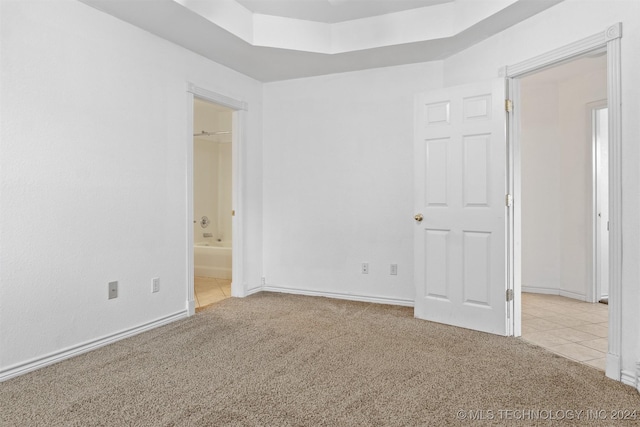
[{"x1": 193, "y1": 130, "x2": 231, "y2": 137}]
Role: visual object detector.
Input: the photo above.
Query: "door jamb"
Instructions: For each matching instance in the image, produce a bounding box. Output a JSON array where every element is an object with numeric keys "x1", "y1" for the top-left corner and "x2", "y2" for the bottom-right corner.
[
  {"x1": 504, "y1": 23, "x2": 622, "y2": 381},
  {"x1": 186, "y1": 84, "x2": 248, "y2": 315},
  {"x1": 589, "y1": 100, "x2": 609, "y2": 304}
]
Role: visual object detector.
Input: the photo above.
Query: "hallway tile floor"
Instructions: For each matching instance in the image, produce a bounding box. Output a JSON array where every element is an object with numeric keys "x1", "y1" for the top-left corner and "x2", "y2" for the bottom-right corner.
[
  {"x1": 195, "y1": 276, "x2": 231, "y2": 311},
  {"x1": 521, "y1": 293, "x2": 608, "y2": 371}
]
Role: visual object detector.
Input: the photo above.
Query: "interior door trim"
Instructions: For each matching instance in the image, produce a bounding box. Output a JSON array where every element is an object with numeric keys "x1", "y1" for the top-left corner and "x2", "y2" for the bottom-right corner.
[{"x1": 504, "y1": 23, "x2": 623, "y2": 382}]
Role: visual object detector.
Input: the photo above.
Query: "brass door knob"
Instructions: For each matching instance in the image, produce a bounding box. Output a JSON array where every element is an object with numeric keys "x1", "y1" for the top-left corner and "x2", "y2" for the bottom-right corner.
[{"x1": 414, "y1": 213, "x2": 424, "y2": 222}]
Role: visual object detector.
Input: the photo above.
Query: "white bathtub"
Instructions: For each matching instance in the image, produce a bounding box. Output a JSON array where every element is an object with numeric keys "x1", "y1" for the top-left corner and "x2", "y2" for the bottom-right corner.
[{"x1": 194, "y1": 241, "x2": 232, "y2": 279}]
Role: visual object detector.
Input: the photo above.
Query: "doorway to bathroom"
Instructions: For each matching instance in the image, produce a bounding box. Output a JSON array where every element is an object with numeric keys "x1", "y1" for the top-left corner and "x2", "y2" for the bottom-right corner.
[{"x1": 193, "y1": 98, "x2": 234, "y2": 311}]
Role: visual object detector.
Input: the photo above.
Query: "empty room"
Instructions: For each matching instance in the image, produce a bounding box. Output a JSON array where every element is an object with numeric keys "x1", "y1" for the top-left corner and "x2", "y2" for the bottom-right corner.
[{"x1": 2, "y1": 0, "x2": 640, "y2": 424}]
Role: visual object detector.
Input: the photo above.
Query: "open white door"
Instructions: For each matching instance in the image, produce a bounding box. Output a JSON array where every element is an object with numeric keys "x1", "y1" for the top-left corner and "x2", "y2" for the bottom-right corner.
[{"x1": 414, "y1": 79, "x2": 509, "y2": 336}]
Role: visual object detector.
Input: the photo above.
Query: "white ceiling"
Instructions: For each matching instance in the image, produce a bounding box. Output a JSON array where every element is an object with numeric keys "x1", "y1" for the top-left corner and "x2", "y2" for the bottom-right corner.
[
  {"x1": 234, "y1": 0, "x2": 452, "y2": 23},
  {"x1": 80, "y1": 0, "x2": 565, "y2": 82}
]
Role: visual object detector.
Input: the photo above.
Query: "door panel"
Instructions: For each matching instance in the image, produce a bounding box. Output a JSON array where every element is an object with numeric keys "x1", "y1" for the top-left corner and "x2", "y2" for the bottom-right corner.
[
  {"x1": 424, "y1": 229, "x2": 450, "y2": 300},
  {"x1": 425, "y1": 139, "x2": 449, "y2": 206},
  {"x1": 414, "y1": 79, "x2": 508, "y2": 336},
  {"x1": 463, "y1": 134, "x2": 491, "y2": 207},
  {"x1": 463, "y1": 231, "x2": 491, "y2": 306}
]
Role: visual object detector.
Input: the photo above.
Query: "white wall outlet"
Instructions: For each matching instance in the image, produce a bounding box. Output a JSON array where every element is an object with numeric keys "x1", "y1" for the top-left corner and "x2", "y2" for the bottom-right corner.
[
  {"x1": 390, "y1": 264, "x2": 398, "y2": 275},
  {"x1": 152, "y1": 277, "x2": 160, "y2": 293},
  {"x1": 261, "y1": 276, "x2": 266, "y2": 286},
  {"x1": 362, "y1": 263, "x2": 369, "y2": 274},
  {"x1": 108, "y1": 281, "x2": 118, "y2": 299}
]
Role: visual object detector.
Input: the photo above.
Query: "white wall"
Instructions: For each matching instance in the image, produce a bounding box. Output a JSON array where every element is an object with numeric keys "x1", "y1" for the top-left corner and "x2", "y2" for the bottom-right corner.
[
  {"x1": 0, "y1": 0, "x2": 263, "y2": 377},
  {"x1": 520, "y1": 82, "x2": 563, "y2": 293},
  {"x1": 262, "y1": 62, "x2": 443, "y2": 304},
  {"x1": 521, "y1": 64, "x2": 607, "y2": 300},
  {"x1": 558, "y1": 67, "x2": 607, "y2": 299},
  {"x1": 193, "y1": 102, "x2": 233, "y2": 245},
  {"x1": 217, "y1": 142, "x2": 233, "y2": 243},
  {"x1": 193, "y1": 139, "x2": 233, "y2": 244},
  {"x1": 194, "y1": 140, "x2": 217, "y2": 240},
  {"x1": 443, "y1": 0, "x2": 640, "y2": 377}
]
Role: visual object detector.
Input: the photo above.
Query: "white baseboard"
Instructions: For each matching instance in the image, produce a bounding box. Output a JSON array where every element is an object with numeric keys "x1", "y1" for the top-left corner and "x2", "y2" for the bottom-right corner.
[
  {"x1": 606, "y1": 352, "x2": 621, "y2": 381},
  {"x1": 0, "y1": 310, "x2": 187, "y2": 382},
  {"x1": 245, "y1": 286, "x2": 262, "y2": 296},
  {"x1": 522, "y1": 286, "x2": 559, "y2": 295},
  {"x1": 261, "y1": 285, "x2": 414, "y2": 307},
  {"x1": 188, "y1": 299, "x2": 196, "y2": 316},
  {"x1": 559, "y1": 290, "x2": 587, "y2": 301},
  {"x1": 522, "y1": 287, "x2": 586, "y2": 302},
  {"x1": 621, "y1": 369, "x2": 636, "y2": 388},
  {"x1": 229, "y1": 282, "x2": 261, "y2": 298}
]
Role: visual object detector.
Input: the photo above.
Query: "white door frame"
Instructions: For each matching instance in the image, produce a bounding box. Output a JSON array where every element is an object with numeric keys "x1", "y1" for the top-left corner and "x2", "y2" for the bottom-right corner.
[
  {"x1": 186, "y1": 83, "x2": 248, "y2": 315},
  {"x1": 589, "y1": 100, "x2": 609, "y2": 304},
  {"x1": 504, "y1": 23, "x2": 622, "y2": 381}
]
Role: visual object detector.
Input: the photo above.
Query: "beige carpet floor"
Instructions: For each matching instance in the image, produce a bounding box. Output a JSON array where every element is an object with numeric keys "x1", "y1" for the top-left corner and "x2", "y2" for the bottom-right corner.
[{"x1": 2, "y1": 292, "x2": 639, "y2": 426}]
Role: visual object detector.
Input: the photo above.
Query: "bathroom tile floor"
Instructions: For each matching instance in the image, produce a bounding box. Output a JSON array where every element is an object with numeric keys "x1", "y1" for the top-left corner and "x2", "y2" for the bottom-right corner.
[
  {"x1": 195, "y1": 276, "x2": 232, "y2": 311},
  {"x1": 521, "y1": 292, "x2": 608, "y2": 371}
]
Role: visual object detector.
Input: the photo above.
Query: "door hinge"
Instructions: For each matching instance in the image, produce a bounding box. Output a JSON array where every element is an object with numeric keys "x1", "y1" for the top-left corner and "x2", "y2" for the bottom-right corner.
[
  {"x1": 505, "y1": 194, "x2": 513, "y2": 207},
  {"x1": 506, "y1": 289, "x2": 514, "y2": 302},
  {"x1": 505, "y1": 99, "x2": 513, "y2": 113}
]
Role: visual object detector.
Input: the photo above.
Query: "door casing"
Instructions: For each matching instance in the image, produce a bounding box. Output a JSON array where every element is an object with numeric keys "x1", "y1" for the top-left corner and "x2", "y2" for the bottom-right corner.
[
  {"x1": 505, "y1": 23, "x2": 622, "y2": 380},
  {"x1": 589, "y1": 101, "x2": 609, "y2": 303}
]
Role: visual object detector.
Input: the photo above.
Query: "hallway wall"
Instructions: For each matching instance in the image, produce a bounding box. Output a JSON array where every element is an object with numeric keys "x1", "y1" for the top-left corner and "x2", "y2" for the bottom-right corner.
[
  {"x1": 521, "y1": 63, "x2": 607, "y2": 300},
  {"x1": 520, "y1": 82, "x2": 563, "y2": 294}
]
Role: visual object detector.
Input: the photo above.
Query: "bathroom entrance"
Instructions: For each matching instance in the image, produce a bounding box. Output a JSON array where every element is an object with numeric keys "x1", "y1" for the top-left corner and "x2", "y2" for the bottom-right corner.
[{"x1": 193, "y1": 98, "x2": 233, "y2": 311}]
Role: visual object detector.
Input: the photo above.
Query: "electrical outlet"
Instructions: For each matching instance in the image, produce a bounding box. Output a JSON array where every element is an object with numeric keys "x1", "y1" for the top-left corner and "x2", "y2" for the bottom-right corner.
[
  {"x1": 261, "y1": 276, "x2": 266, "y2": 286},
  {"x1": 108, "y1": 281, "x2": 118, "y2": 299},
  {"x1": 390, "y1": 264, "x2": 398, "y2": 275},
  {"x1": 362, "y1": 263, "x2": 369, "y2": 274},
  {"x1": 152, "y1": 277, "x2": 160, "y2": 293}
]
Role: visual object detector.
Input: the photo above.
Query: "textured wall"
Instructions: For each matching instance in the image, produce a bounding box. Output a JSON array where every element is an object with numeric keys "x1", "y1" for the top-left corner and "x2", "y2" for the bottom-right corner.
[
  {"x1": 0, "y1": 0, "x2": 263, "y2": 374},
  {"x1": 262, "y1": 62, "x2": 443, "y2": 303}
]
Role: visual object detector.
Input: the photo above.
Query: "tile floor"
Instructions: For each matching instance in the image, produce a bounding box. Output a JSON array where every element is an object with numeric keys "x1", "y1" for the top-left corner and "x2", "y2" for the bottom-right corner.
[
  {"x1": 195, "y1": 276, "x2": 231, "y2": 311},
  {"x1": 521, "y1": 292, "x2": 608, "y2": 371}
]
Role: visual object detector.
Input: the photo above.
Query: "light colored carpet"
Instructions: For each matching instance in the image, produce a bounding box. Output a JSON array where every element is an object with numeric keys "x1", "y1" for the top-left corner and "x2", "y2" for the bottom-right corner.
[{"x1": 2, "y1": 292, "x2": 639, "y2": 426}]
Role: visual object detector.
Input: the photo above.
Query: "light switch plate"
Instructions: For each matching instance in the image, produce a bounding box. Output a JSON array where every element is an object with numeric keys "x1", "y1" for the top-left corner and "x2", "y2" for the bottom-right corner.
[{"x1": 108, "y1": 281, "x2": 118, "y2": 299}]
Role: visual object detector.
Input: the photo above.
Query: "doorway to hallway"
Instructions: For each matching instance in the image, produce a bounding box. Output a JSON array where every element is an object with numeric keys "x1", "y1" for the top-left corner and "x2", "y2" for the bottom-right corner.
[{"x1": 516, "y1": 51, "x2": 609, "y2": 370}]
